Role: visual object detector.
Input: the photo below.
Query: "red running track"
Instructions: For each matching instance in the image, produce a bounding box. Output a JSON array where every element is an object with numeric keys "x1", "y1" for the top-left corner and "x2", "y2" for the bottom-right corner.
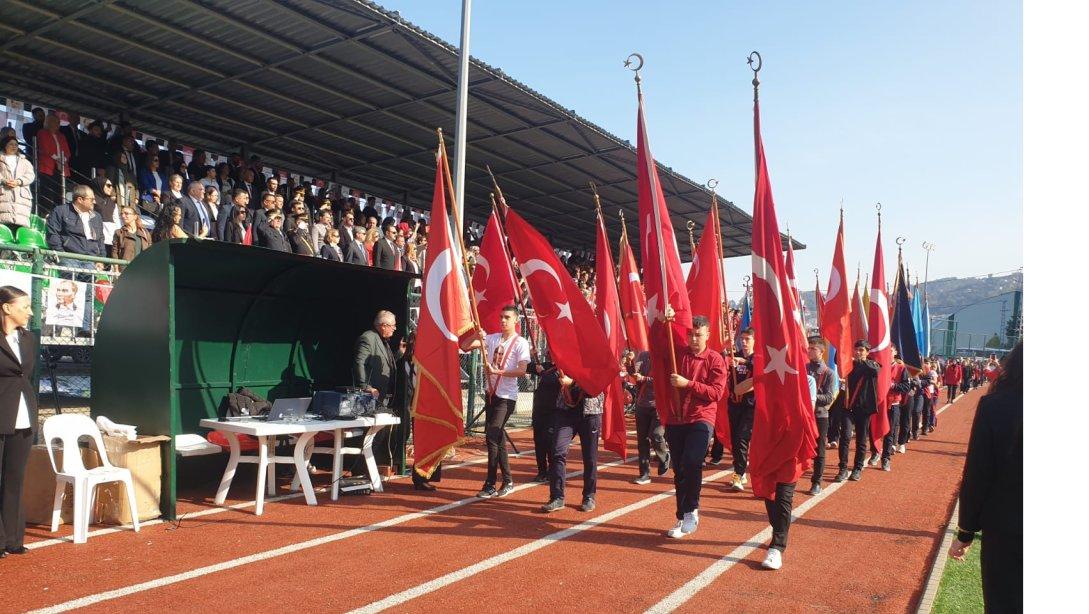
[{"x1": 7, "y1": 389, "x2": 982, "y2": 613}]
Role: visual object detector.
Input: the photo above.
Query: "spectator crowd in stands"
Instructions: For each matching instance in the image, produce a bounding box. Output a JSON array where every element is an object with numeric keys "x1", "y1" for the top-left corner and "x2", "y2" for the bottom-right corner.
[{"x1": 3, "y1": 105, "x2": 429, "y2": 275}]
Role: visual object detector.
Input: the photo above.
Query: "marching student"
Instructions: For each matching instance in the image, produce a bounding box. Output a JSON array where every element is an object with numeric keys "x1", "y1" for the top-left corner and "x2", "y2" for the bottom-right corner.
[
  {"x1": 762, "y1": 370, "x2": 818, "y2": 570},
  {"x1": 726, "y1": 328, "x2": 757, "y2": 491},
  {"x1": 662, "y1": 312, "x2": 728, "y2": 539},
  {"x1": 943, "y1": 358, "x2": 963, "y2": 403},
  {"x1": 835, "y1": 340, "x2": 881, "y2": 483},
  {"x1": 528, "y1": 354, "x2": 560, "y2": 483},
  {"x1": 880, "y1": 352, "x2": 912, "y2": 471},
  {"x1": 540, "y1": 375, "x2": 603, "y2": 513},
  {"x1": 631, "y1": 350, "x2": 670, "y2": 485},
  {"x1": 805, "y1": 337, "x2": 837, "y2": 495},
  {"x1": 461, "y1": 305, "x2": 531, "y2": 499}
]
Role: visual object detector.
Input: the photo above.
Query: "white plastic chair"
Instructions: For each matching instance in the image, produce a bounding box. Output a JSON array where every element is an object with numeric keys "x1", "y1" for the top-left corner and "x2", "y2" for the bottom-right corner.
[{"x1": 42, "y1": 414, "x2": 141, "y2": 544}]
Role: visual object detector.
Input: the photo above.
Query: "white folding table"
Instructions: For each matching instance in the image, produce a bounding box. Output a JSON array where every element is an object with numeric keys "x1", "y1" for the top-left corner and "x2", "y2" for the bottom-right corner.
[{"x1": 199, "y1": 414, "x2": 401, "y2": 515}]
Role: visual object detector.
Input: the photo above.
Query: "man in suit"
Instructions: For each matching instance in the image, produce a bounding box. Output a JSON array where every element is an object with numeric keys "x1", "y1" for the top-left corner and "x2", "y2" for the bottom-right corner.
[
  {"x1": 21, "y1": 107, "x2": 45, "y2": 159},
  {"x1": 337, "y1": 210, "x2": 356, "y2": 259},
  {"x1": 251, "y1": 192, "x2": 276, "y2": 236},
  {"x1": 179, "y1": 181, "x2": 211, "y2": 238},
  {"x1": 237, "y1": 168, "x2": 257, "y2": 202},
  {"x1": 255, "y1": 210, "x2": 290, "y2": 252},
  {"x1": 353, "y1": 310, "x2": 405, "y2": 408},
  {"x1": 373, "y1": 220, "x2": 401, "y2": 270},
  {"x1": 0, "y1": 286, "x2": 38, "y2": 556},
  {"x1": 344, "y1": 227, "x2": 369, "y2": 265}
]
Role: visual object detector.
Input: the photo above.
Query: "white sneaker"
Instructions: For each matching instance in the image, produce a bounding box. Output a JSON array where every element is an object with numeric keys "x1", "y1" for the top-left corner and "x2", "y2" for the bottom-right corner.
[
  {"x1": 897, "y1": 444, "x2": 906, "y2": 454},
  {"x1": 681, "y1": 510, "x2": 699, "y2": 535},
  {"x1": 666, "y1": 520, "x2": 686, "y2": 539},
  {"x1": 740, "y1": 473, "x2": 749, "y2": 485},
  {"x1": 762, "y1": 548, "x2": 783, "y2": 570}
]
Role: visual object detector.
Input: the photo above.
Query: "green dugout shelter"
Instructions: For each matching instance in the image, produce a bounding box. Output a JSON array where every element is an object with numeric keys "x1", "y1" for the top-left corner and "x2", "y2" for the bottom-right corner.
[{"x1": 91, "y1": 239, "x2": 414, "y2": 519}]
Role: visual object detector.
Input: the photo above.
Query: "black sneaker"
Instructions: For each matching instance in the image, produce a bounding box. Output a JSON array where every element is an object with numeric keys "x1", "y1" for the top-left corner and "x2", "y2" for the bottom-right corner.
[
  {"x1": 705, "y1": 458, "x2": 722, "y2": 467},
  {"x1": 580, "y1": 497, "x2": 596, "y2": 512},
  {"x1": 657, "y1": 452, "x2": 671, "y2": 476},
  {"x1": 477, "y1": 485, "x2": 498, "y2": 498},
  {"x1": 540, "y1": 498, "x2": 564, "y2": 513},
  {"x1": 531, "y1": 473, "x2": 549, "y2": 483},
  {"x1": 497, "y1": 481, "x2": 515, "y2": 497},
  {"x1": 808, "y1": 482, "x2": 822, "y2": 496},
  {"x1": 849, "y1": 469, "x2": 862, "y2": 481},
  {"x1": 834, "y1": 470, "x2": 849, "y2": 483}
]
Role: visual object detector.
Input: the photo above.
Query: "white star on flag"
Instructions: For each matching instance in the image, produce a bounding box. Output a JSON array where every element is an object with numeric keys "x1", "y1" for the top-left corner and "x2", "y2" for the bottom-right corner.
[
  {"x1": 556, "y1": 302, "x2": 573, "y2": 322},
  {"x1": 763, "y1": 343, "x2": 798, "y2": 384}
]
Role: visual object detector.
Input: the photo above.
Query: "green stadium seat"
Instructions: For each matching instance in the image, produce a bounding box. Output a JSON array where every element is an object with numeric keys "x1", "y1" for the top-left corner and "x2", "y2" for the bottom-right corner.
[
  {"x1": 16, "y1": 226, "x2": 48, "y2": 249},
  {"x1": 0, "y1": 225, "x2": 14, "y2": 245}
]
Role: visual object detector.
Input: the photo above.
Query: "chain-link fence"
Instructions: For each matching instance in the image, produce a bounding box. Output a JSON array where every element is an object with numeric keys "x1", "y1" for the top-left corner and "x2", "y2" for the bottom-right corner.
[{"x1": 0, "y1": 243, "x2": 127, "y2": 439}]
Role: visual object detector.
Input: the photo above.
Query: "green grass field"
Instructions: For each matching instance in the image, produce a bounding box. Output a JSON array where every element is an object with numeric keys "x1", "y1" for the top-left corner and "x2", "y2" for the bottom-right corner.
[{"x1": 933, "y1": 543, "x2": 984, "y2": 613}]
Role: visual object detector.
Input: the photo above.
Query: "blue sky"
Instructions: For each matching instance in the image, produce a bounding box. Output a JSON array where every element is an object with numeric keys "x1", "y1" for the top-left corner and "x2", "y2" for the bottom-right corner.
[{"x1": 379, "y1": 0, "x2": 1022, "y2": 297}]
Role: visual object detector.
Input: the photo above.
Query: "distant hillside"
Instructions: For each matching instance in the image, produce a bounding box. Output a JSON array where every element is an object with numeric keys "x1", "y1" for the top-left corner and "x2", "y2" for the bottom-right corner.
[{"x1": 799, "y1": 271, "x2": 1023, "y2": 352}]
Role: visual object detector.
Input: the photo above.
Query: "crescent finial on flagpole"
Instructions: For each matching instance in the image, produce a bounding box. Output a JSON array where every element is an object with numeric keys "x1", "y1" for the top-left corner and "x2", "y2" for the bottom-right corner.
[
  {"x1": 624, "y1": 52, "x2": 644, "y2": 87},
  {"x1": 706, "y1": 178, "x2": 719, "y2": 190},
  {"x1": 896, "y1": 236, "x2": 907, "y2": 246}
]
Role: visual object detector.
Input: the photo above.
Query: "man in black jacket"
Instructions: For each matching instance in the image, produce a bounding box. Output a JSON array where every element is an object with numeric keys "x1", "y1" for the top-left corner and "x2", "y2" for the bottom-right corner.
[
  {"x1": 255, "y1": 210, "x2": 290, "y2": 252},
  {"x1": 344, "y1": 227, "x2": 369, "y2": 265},
  {"x1": 528, "y1": 355, "x2": 559, "y2": 483},
  {"x1": 179, "y1": 181, "x2": 211, "y2": 237},
  {"x1": 373, "y1": 220, "x2": 401, "y2": 270},
  {"x1": 46, "y1": 185, "x2": 105, "y2": 257},
  {"x1": 806, "y1": 337, "x2": 837, "y2": 495},
  {"x1": 836, "y1": 340, "x2": 881, "y2": 482}
]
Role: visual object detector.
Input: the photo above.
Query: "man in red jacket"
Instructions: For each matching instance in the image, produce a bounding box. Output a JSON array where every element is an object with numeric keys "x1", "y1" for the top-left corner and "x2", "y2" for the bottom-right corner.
[
  {"x1": 662, "y1": 312, "x2": 728, "y2": 539},
  {"x1": 943, "y1": 359, "x2": 963, "y2": 403}
]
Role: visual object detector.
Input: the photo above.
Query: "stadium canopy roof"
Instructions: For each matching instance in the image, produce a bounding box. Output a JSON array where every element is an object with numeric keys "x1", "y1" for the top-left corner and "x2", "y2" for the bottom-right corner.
[{"x1": 0, "y1": 0, "x2": 803, "y2": 257}]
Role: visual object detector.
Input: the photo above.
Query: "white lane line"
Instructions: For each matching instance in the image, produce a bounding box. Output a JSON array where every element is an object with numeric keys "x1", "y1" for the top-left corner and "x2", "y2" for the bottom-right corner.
[
  {"x1": 26, "y1": 448, "x2": 531, "y2": 551},
  {"x1": 645, "y1": 400, "x2": 960, "y2": 613},
  {"x1": 351, "y1": 469, "x2": 735, "y2": 614},
  {"x1": 28, "y1": 457, "x2": 633, "y2": 614}
]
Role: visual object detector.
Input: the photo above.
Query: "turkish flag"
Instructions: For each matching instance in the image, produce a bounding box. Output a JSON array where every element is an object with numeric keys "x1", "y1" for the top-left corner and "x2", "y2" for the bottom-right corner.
[
  {"x1": 617, "y1": 228, "x2": 650, "y2": 352},
  {"x1": 594, "y1": 212, "x2": 628, "y2": 459},
  {"x1": 686, "y1": 208, "x2": 730, "y2": 450},
  {"x1": 746, "y1": 96, "x2": 817, "y2": 502},
  {"x1": 412, "y1": 148, "x2": 474, "y2": 479},
  {"x1": 686, "y1": 208, "x2": 726, "y2": 353},
  {"x1": 471, "y1": 211, "x2": 517, "y2": 334},
  {"x1": 820, "y1": 214, "x2": 853, "y2": 378},
  {"x1": 866, "y1": 226, "x2": 893, "y2": 450},
  {"x1": 505, "y1": 210, "x2": 618, "y2": 396},
  {"x1": 634, "y1": 85, "x2": 692, "y2": 422},
  {"x1": 850, "y1": 274, "x2": 869, "y2": 350}
]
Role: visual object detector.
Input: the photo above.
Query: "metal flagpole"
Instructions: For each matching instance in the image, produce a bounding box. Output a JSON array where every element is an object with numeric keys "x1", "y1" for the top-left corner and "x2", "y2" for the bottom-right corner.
[{"x1": 453, "y1": 0, "x2": 472, "y2": 232}]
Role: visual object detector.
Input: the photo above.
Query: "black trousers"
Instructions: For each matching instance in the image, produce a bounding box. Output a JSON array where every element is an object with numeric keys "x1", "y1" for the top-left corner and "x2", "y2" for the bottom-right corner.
[
  {"x1": 412, "y1": 463, "x2": 441, "y2": 485},
  {"x1": 665, "y1": 421, "x2": 712, "y2": 519},
  {"x1": 838, "y1": 411, "x2": 871, "y2": 471},
  {"x1": 981, "y1": 531, "x2": 1023, "y2": 614},
  {"x1": 947, "y1": 384, "x2": 958, "y2": 402},
  {"x1": 0, "y1": 428, "x2": 33, "y2": 550},
  {"x1": 827, "y1": 391, "x2": 845, "y2": 442},
  {"x1": 924, "y1": 395, "x2": 937, "y2": 429},
  {"x1": 881, "y1": 404, "x2": 900, "y2": 461},
  {"x1": 727, "y1": 404, "x2": 754, "y2": 476},
  {"x1": 531, "y1": 398, "x2": 554, "y2": 477},
  {"x1": 764, "y1": 482, "x2": 796, "y2": 551},
  {"x1": 635, "y1": 404, "x2": 668, "y2": 478},
  {"x1": 484, "y1": 396, "x2": 516, "y2": 487},
  {"x1": 708, "y1": 438, "x2": 724, "y2": 463},
  {"x1": 549, "y1": 410, "x2": 601, "y2": 500},
  {"x1": 812, "y1": 416, "x2": 829, "y2": 484},
  {"x1": 898, "y1": 393, "x2": 915, "y2": 446}
]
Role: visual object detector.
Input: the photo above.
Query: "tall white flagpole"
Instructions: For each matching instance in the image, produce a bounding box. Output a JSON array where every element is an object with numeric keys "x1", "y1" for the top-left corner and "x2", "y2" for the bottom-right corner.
[{"x1": 453, "y1": 0, "x2": 472, "y2": 233}]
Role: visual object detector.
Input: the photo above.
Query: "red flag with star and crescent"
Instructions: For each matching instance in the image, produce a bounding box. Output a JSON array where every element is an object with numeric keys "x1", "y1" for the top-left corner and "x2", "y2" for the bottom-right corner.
[
  {"x1": 618, "y1": 226, "x2": 650, "y2": 352},
  {"x1": 821, "y1": 212, "x2": 853, "y2": 378},
  {"x1": 505, "y1": 210, "x2": 618, "y2": 396},
  {"x1": 412, "y1": 148, "x2": 474, "y2": 479},
  {"x1": 686, "y1": 208, "x2": 730, "y2": 449},
  {"x1": 635, "y1": 82, "x2": 692, "y2": 423},
  {"x1": 866, "y1": 225, "x2": 893, "y2": 449},
  {"x1": 746, "y1": 92, "x2": 817, "y2": 502},
  {"x1": 594, "y1": 210, "x2": 628, "y2": 458},
  {"x1": 471, "y1": 211, "x2": 518, "y2": 334}
]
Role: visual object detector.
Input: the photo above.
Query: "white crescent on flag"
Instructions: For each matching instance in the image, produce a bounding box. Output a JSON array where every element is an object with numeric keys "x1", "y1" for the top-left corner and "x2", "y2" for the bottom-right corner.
[
  {"x1": 603, "y1": 312, "x2": 612, "y2": 339},
  {"x1": 474, "y1": 254, "x2": 491, "y2": 285},
  {"x1": 870, "y1": 290, "x2": 892, "y2": 351},
  {"x1": 425, "y1": 248, "x2": 457, "y2": 342},
  {"x1": 826, "y1": 266, "x2": 842, "y2": 302},
  {"x1": 752, "y1": 253, "x2": 785, "y2": 323},
  {"x1": 520, "y1": 258, "x2": 573, "y2": 322}
]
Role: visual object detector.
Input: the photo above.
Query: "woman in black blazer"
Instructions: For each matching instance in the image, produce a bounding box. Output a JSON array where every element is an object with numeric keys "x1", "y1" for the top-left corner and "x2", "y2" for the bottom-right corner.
[
  {"x1": 320, "y1": 228, "x2": 344, "y2": 262},
  {"x1": 0, "y1": 285, "x2": 36, "y2": 557}
]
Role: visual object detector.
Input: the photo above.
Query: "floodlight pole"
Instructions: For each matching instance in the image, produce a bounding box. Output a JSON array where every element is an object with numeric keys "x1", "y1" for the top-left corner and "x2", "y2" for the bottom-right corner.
[{"x1": 453, "y1": 0, "x2": 472, "y2": 232}]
